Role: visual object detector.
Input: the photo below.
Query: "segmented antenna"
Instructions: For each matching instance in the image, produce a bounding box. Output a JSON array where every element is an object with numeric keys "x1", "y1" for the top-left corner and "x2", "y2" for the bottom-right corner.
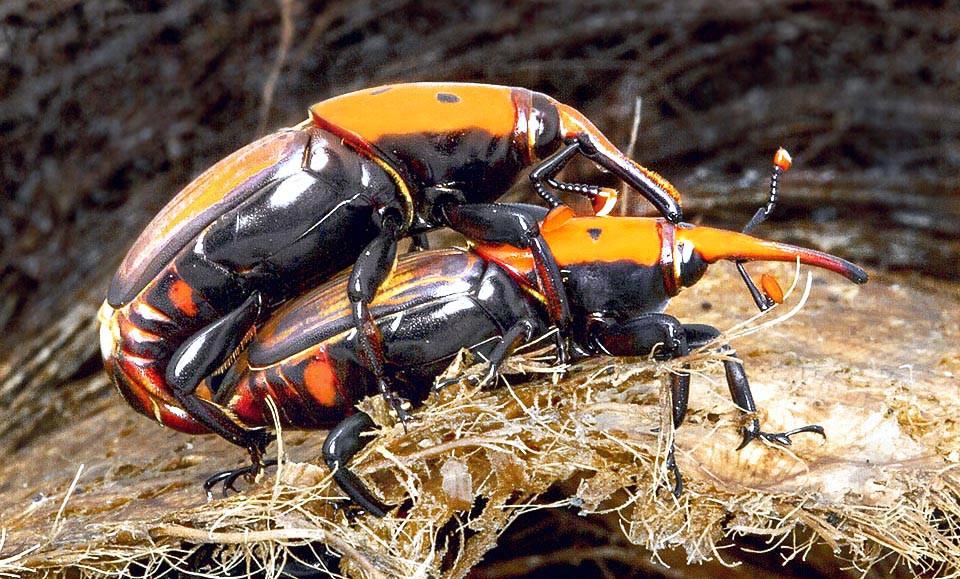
[
  {"x1": 742, "y1": 147, "x2": 791, "y2": 235},
  {"x1": 737, "y1": 148, "x2": 792, "y2": 311}
]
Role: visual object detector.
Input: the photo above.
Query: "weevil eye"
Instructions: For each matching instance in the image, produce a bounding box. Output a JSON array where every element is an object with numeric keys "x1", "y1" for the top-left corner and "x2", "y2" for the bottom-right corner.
[
  {"x1": 530, "y1": 93, "x2": 560, "y2": 158},
  {"x1": 676, "y1": 240, "x2": 708, "y2": 289}
]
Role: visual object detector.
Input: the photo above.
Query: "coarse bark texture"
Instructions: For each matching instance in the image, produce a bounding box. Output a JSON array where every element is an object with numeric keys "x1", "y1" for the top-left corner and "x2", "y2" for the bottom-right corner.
[{"x1": 0, "y1": 1, "x2": 957, "y2": 577}]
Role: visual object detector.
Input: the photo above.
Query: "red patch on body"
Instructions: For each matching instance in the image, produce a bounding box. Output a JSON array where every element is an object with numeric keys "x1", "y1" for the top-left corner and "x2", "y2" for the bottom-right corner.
[
  {"x1": 168, "y1": 279, "x2": 198, "y2": 316},
  {"x1": 303, "y1": 357, "x2": 339, "y2": 408}
]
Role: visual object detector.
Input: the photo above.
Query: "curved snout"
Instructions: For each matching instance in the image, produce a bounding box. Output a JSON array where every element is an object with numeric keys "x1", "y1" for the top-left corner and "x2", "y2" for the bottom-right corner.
[
  {"x1": 554, "y1": 102, "x2": 683, "y2": 223},
  {"x1": 677, "y1": 224, "x2": 868, "y2": 284}
]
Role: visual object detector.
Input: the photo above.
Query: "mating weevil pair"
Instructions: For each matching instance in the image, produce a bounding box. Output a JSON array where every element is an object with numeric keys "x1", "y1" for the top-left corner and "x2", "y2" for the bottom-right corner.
[
  {"x1": 98, "y1": 83, "x2": 867, "y2": 515},
  {"x1": 98, "y1": 83, "x2": 680, "y2": 475}
]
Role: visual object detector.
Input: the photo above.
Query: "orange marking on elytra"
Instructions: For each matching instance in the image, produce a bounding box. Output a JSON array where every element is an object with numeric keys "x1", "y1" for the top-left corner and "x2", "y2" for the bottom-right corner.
[
  {"x1": 303, "y1": 358, "x2": 338, "y2": 408},
  {"x1": 168, "y1": 279, "x2": 198, "y2": 316}
]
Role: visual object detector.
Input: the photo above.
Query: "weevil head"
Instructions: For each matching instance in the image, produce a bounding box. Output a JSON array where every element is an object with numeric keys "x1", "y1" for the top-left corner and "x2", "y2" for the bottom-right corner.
[
  {"x1": 525, "y1": 92, "x2": 626, "y2": 164},
  {"x1": 667, "y1": 222, "x2": 869, "y2": 293},
  {"x1": 526, "y1": 92, "x2": 563, "y2": 161},
  {"x1": 666, "y1": 225, "x2": 712, "y2": 295},
  {"x1": 478, "y1": 214, "x2": 866, "y2": 342},
  {"x1": 530, "y1": 93, "x2": 682, "y2": 220}
]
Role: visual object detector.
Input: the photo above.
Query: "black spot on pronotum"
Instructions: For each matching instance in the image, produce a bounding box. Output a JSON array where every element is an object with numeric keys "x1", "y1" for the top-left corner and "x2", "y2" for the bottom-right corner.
[
  {"x1": 587, "y1": 228, "x2": 602, "y2": 241},
  {"x1": 371, "y1": 87, "x2": 392, "y2": 95},
  {"x1": 436, "y1": 92, "x2": 460, "y2": 103}
]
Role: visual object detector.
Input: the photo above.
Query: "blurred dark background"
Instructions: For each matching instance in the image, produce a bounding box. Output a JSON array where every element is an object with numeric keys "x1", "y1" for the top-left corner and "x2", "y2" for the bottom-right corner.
[
  {"x1": 0, "y1": 1, "x2": 957, "y2": 576},
  {"x1": 2, "y1": 0, "x2": 958, "y2": 344}
]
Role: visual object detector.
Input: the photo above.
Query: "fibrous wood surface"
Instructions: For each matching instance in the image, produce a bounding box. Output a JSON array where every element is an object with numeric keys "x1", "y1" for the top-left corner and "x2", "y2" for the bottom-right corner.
[{"x1": 1, "y1": 264, "x2": 957, "y2": 578}]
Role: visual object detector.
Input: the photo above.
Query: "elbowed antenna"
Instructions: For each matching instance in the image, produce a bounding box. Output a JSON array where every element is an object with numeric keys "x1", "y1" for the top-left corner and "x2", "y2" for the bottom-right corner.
[{"x1": 677, "y1": 224, "x2": 868, "y2": 284}]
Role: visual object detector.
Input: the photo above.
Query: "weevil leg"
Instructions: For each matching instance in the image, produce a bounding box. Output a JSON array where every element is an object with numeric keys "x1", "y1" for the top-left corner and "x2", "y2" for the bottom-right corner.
[
  {"x1": 438, "y1": 202, "x2": 571, "y2": 366},
  {"x1": 348, "y1": 209, "x2": 411, "y2": 425},
  {"x1": 665, "y1": 443, "x2": 683, "y2": 497},
  {"x1": 322, "y1": 411, "x2": 389, "y2": 517},
  {"x1": 166, "y1": 291, "x2": 275, "y2": 471},
  {"x1": 655, "y1": 323, "x2": 826, "y2": 450},
  {"x1": 477, "y1": 318, "x2": 537, "y2": 387},
  {"x1": 434, "y1": 317, "x2": 537, "y2": 393},
  {"x1": 681, "y1": 323, "x2": 722, "y2": 350},
  {"x1": 719, "y1": 345, "x2": 825, "y2": 450},
  {"x1": 553, "y1": 107, "x2": 682, "y2": 221},
  {"x1": 204, "y1": 459, "x2": 279, "y2": 499},
  {"x1": 409, "y1": 232, "x2": 430, "y2": 251},
  {"x1": 589, "y1": 313, "x2": 695, "y2": 493},
  {"x1": 589, "y1": 313, "x2": 693, "y2": 427}
]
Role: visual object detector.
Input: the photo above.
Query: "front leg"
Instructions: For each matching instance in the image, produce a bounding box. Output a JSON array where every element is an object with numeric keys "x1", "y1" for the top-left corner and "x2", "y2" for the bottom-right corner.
[
  {"x1": 434, "y1": 317, "x2": 538, "y2": 393},
  {"x1": 438, "y1": 201, "x2": 571, "y2": 366},
  {"x1": 590, "y1": 316, "x2": 825, "y2": 494},
  {"x1": 589, "y1": 313, "x2": 692, "y2": 496},
  {"x1": 550, "y1": 114, "x2": 683, "y2": 221},
  {"x1": 663, "y1": 322, "x2": 825, "y2": 450},
  {"x1": 589, "y1": 313, "x2": 692, "y2": 430},
  {"x1": 348, "y1": 208, "x2": 411, "y2": 424},
  {"x1": 717, "y1": 345, "x2": 825, "y2": 450},
  {"x1": 596, "y1": 317, "x2": 826, "y2": 448}
]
